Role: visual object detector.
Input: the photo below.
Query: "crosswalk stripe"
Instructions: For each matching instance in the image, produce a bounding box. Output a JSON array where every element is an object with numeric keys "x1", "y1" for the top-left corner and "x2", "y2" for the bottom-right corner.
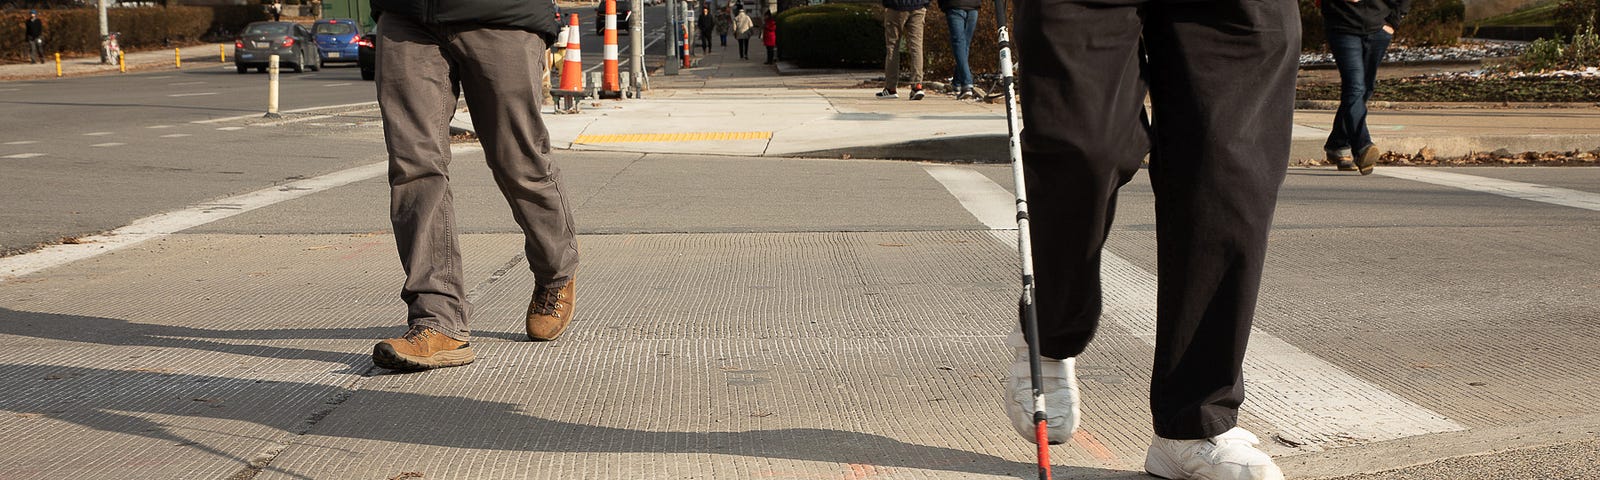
[{"x1": 924, "y1": 164, "x2": 1465, "y2": 451}]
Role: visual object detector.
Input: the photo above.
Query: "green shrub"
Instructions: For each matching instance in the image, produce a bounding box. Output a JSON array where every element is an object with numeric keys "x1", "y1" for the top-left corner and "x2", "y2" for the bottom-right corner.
[
  {"x1": 776, "y1": 3, "x2": 883, "y2": 67},
  {"x1": 1, "y1": 7, "x2": 218, "y2": 63},
  {"x1": 1301, "y1": 0, "x2": 1464, "y2": 50},
  {"x1": 1507, "y1": 23, "x2": 1600, "y2": 70}
]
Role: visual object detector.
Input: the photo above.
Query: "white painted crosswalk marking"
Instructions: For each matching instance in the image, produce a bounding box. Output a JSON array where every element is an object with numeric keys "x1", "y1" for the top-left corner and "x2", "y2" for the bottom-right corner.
[
  {"x1": 4, "y1": 140, "x2": 38, "y2": 145},
  {"x1": 91, "y1": 142, "x2": 126, "y2": 147},
  {"x1": 1376, "y1": 167, "x2": 1600, "y2": 212},
  {"x1": 2, "y1": 153, "x2": 45, "y2": 159},
  {"x1": 924, "y1": 164, "x2": 1466, "y2": 451},
  {"x1": 0, "y1": 146, "x2": 480, "y2": 283}
]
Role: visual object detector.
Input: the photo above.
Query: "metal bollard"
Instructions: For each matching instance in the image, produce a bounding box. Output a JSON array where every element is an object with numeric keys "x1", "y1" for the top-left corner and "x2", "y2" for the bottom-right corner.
[
  {"x1": 175, "y1": 48, "x2": 182, "y2": 68},
  {"x1": 118, "y1": 50, "x2": 125, "y2": 73},
  {"x1": 265, "y1": 55, "x2": 281, "y2": 119},
  {"x1": 54, "y1": 53, "x2": 61, "y2": 77},
  {"x1": 219, "y1": 44, "x2": 226, "y2": 63}
]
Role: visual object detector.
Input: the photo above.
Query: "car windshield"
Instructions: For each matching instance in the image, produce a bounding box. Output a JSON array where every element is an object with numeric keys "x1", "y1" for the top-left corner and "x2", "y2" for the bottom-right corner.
[
  {"x1": 314, "y1": 23, "x2": 355, "y2": 35},
  {"x1": 245, "y1": 23, "x2": 291, "y2": 36}
]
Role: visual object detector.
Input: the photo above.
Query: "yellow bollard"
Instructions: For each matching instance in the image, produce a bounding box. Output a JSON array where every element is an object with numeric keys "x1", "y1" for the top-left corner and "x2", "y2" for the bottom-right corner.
[
  {"x1": 219, "y1": 44, "x2": 226, "y2": 63},
  {"x1": 118, "y1": 51, "x2": 125, "y2": 73},
  {"x1": 54, "y1": 53, "x2": 61, "y2": 77},
  {"x1": 175, "y1": 48, "x2": 182, "y2": 68}
]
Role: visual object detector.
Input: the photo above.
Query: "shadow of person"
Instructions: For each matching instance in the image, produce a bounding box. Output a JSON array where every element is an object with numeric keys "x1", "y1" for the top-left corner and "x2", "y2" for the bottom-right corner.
[
  {"x1": 0, "y1": 307, "x2": 379, "y2": 373},
  {"x1": 0, "y1": 363, "x2": 1133, "y2": 478}
]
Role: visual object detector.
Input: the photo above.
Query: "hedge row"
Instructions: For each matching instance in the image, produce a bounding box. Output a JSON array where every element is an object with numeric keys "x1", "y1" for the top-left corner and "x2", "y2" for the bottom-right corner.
[
  {"x1": 1557, "y1": 0, "x2": 1600, "y2": 37},
  {"x1": 1300, "y1": 0, "x2": 1465, "y2": 50},
  {"x1": 0, "y1": 6, "x2": 266, "y2": 63},
  {"x1": 774, "y1": 1, "x2": 1015, "y2": 81}
]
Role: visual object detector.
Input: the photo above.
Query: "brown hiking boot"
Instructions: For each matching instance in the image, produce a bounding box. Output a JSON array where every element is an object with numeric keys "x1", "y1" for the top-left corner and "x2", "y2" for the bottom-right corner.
[
  {"x1": 525, "y1": 278, "x2": 576, "y2": 341},
  {"x1": 372, "y1": 326, "x2": 475, "y2": 371},
  {"x1": 1327, "y1": 151, "x2": 1357, "y2": 171},
  {"x1": 1355, "y1": 144, "x2": 1381, "y2": 175}
]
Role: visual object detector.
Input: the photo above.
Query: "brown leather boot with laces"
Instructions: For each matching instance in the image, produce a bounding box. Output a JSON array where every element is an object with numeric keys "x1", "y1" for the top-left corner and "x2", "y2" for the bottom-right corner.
[
  {"x1": 372, "y1": 326, "x2": 475, "y2": 371},
  {"x1": 525, "y1": 278, "x2": 576, "y2": 341}
]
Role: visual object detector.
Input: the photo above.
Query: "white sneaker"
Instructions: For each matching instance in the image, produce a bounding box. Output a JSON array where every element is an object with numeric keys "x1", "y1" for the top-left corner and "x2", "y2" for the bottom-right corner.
[
  {"x1": 875, "y1": 89, "x2": 898, "y2": 99},
  {"x1": 1001, "y1": 326, "x2": 1078, "y2": 444},
  {"x1": 1144, "y1": 427, "x2": 1284, "y2": 480}
]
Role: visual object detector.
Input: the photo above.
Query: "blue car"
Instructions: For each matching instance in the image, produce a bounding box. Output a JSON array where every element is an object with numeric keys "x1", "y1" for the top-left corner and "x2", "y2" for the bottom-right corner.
[{"x1": 312, "y1": 18, "x2": 364, "y2": 69}]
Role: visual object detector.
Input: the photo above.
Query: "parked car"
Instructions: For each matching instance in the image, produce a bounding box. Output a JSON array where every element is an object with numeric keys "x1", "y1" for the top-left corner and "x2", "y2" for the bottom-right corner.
[
  {"x1": 595, "y1": 0, "x2": 633, "y2": 36},
  {"x1": 356, "y1": 25, "x2": 377, "y2": 81},
  {"x1": 234, "y1": 22, "x2": 320, "y2": 73},
  {"x1": 313, "y1": 18, "x2": 365, "y2": 69}
]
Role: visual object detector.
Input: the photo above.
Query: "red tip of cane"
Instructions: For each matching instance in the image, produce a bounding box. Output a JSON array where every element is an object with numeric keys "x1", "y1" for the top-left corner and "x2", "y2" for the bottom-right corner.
[{"x1": 1036, "y1": 421, "x2": 1052, "y2": 479}]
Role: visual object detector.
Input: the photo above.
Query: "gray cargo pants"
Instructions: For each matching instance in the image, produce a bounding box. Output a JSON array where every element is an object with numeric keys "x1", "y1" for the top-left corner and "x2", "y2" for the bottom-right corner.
[{"x1": 377, "y1": 13, "x2": 580, "y2": 341}]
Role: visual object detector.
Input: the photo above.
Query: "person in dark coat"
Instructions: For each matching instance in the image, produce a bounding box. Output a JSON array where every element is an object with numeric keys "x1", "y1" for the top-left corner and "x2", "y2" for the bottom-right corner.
[
  {"x1": 24, "y1": 10, "x2": 44, "y2": 64},
  {"x1": 1003, "y1": 0, "x2": 1304, "y2": 478},
  {"x1": 1321, "y1": 0, "x2": 1411, "y2": 175},
  {"x1": 697, "y1": 6, "x2": 715, "y2": 54},
  {"x1": 368, "y1": 0, "x2": 580, "y2": 372}
]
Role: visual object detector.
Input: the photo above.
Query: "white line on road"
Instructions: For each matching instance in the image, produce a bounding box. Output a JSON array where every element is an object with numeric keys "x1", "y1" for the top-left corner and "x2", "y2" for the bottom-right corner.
[
  {"x1": 169, "y1": 92, "x2": 219, "y2": 97},
  {"x1": 0, "y1": 145, "x2": 482, "y2": 283},
  {"x1": 216, "y1": 127, "x2": 245, "y2": 131},
  {"x1": 1376, "y1": 167, "x2": 1600, "y2": 212},
  {"x1": 192, "y1": 101, "x2": 380, "y2": 124},
  {"x1": 0, "y1": 88, "x2": 19, "y2": 92},
  {"x1": 2, "y1": 153, "x2": 45, "y2": 159},
  {"x1": 924, "y1": 164, "x2": 1466, "y2": 450},
  {"x1": 84, "y1": 132, "x2": 114, "y2": 136},
  {"x1": 91, "y1": 142, "x2": 126, "y2": 147},
  {"x1": 160, "y1": 134, "x2": 193, "y2": 138},
  {"x1": 4, "y1": 141, "x2": 38, "y2": 145},
  {"x1": 323, "y1": 82, "x2": 353, "y2": 87},
  {"x1": 169, "y1": 81, "x2": 208, "y2": 86},
  {"x1": 147, "y1": 125, "x2": 174, "y2": 129}
]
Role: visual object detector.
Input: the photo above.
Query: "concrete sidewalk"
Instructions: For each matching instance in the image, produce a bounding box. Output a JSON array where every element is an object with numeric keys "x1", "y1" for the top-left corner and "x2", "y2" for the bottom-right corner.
[
  {"x1": 459, "y1": 44, "x2": 1600, "y2": 162},
  {"x1": 0, "y1": 43, "x2": 235, "y2": 81}
]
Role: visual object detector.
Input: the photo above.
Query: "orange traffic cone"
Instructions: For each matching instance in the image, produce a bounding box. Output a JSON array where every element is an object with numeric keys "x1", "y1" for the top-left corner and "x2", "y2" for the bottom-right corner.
[
  {"x1": 553, "y1": 14, "x2": 585, "y2": 113},
  {"x1": 599, "y1": 0, "x2": 622, "y2": 99},
  {"x1": 558, "y1": 14, "x2": 584, "y2": 92}
]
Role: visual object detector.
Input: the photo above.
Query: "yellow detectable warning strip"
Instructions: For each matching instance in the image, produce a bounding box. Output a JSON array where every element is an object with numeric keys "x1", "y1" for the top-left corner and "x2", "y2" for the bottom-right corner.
[{"x1": 574, "y1": 131, "x2": 773, "y2": 144}]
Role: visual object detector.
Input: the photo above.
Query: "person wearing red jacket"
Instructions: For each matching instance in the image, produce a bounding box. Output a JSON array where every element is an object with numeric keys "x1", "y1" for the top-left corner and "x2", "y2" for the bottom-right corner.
[{"x1": 761, "y1": 12, "x2": 777, "y2": 64}]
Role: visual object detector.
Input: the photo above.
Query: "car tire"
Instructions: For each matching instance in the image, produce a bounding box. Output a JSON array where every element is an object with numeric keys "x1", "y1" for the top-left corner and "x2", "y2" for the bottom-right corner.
[
  {"x1": 292, "y1": 53, "x2": 305, "y2": 73},
  {"x1": 319, "y1": 59, "x2": 327, "y2": 70},
  {"x1": 237, "y1": 65, "x2": 248, "y2": 74},
  {"x1": 361, "y1": 68, "x2": 375, "y2": 81}
]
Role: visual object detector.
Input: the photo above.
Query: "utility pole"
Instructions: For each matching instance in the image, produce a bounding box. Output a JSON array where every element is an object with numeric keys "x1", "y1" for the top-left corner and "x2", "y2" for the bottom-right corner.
[
  {"x1": 98, "y1": 0, "x2": 110, "y2": 64},
  {"x1": 630, "y1": 0, "x2": 645, "y2": 96},
  {"x1": 664, "y1": 0, "x2": 679, "y2": 75}
]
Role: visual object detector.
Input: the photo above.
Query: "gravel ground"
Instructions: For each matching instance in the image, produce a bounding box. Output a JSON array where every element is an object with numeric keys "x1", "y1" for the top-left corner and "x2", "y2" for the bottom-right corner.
[{"x1": 1300, "y1": 41, "x2": 1527, "y2": 66}]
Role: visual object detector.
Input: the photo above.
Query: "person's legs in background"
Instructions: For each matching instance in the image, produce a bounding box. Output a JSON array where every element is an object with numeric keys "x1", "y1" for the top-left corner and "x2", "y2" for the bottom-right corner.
[{"x1": 946, "y1": 8, "x2": 976, "y2": 98}]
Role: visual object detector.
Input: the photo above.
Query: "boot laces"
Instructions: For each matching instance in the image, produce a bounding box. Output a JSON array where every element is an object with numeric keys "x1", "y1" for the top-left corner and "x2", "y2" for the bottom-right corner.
[
  {"x1": 530, "y1": 285, "x2": 565, "y2": 317},
  {"x1": 401, "y1": 326, "x2": 435, "y2": 344}
]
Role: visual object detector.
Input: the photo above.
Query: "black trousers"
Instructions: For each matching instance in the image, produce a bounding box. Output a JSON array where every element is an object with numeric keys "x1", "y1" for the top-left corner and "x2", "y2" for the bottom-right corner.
[
  {"x1": 737, "y1": 38, "x2": 750, "y2": 58},
  {"x1": 1016, "y1": 0, "x2": 1299, "y2": 439}
]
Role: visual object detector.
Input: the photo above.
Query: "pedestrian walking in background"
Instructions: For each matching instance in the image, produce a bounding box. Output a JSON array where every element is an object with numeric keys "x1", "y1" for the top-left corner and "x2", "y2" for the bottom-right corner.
[
  {"x1": 697, "y1": 6, "x2": 716, "y2": 54},
  {"x1": 937, "y1": 0, "x2": 978, "y2": 100},
  {"x1": 715, "y1": 4, "x2": 732, "y2": 47},
  {"x1": 368, "y1": 0, "x2": 580, "y2": 371},
  {"x1": 270, "y1": 1, "x2": 283, "y2": 21},
  {"x1": 762, "y1": 12, "x2": 776, "y2": 64},
  {"x1": 876, "y1": 0, "x2": 927, "y2": 100},
  {"x1": 1005, "y1": 0, "x2": 1301, "y2": 478},
  {"x1": 1322, "y1": 0, "x2": 1409, "y2": 175},
  {"x1": 24, "y1": 10, "x2": 44, "y2": 64},
  {"x1": 733, "y1": 5, "x2": 754, "y2": 60}
]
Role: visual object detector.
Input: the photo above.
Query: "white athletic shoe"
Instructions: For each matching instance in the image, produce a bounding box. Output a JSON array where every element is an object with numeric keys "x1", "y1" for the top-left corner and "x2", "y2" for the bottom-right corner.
[
  {"x1": 875, "y1": 89, "x2": 898, "y2": 99},
  {"x1": 1001, "y1": 326, "x2": 1079, "y2": 444},
  {"x1": 1144, "y1": 427, "x2": 1285, "y2": 480}
]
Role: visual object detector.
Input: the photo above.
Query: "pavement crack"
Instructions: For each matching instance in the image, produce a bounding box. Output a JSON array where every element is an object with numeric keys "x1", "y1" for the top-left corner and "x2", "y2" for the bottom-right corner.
[
  {"x1": 574, "y1": 153, "x2": 647, "y2": 211},
  {"x1": 466, "y1": 252, "x2": 528, "y2": 303}
]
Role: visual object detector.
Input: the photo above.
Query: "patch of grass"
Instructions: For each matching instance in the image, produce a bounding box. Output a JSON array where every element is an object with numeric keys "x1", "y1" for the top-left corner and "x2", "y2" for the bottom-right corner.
[{"x1": 1475, "y1": 0, "x2": 1560, "y2": 26}]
